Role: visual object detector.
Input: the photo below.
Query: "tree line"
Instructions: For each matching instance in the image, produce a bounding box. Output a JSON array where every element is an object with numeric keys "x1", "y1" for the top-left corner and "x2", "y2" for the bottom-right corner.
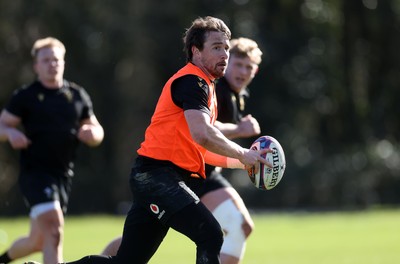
[{"x1": 1, "y1": 0, "x2": 399, "y2": 215}]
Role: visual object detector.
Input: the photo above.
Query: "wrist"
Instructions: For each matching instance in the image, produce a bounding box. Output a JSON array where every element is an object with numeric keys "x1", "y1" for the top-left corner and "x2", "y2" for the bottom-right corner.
[{"x1": 226, "y1": 157, "x2": 245, "y2": 169}]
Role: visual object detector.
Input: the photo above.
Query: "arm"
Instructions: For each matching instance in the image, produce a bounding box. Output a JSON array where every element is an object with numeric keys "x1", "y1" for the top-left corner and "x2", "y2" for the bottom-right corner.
[
  {"x1": 0, "y1": 109, "x2": 30, "y2": 149},
  {"x1": 214, "y1": 114, "x2": 261, "y2": 139},
  {"x1": 204, "y1": 150, "x2": 245, "y2": 169},
  {"x1": 185, "y1": 109, "x2": 270, "y2": 169},
  {"x1": 77, "y1": 115, "x2": 104, "y2": 147}
]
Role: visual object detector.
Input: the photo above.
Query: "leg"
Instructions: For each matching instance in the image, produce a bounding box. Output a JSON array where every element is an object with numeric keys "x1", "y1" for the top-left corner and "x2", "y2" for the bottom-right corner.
[
  {"x1": 100, "y1": 237, "x2": 121, "y2": 256},
  {"x1": 37, "y1": 208, "x2": 64, "y2": 264},
  {"x1": 168, "y1": 202, "x2": 224, "y2": 264},
  {"x1": 123, "y1": 162, "x2": 222, "y2": 263},
  {"x1": 2, "y1": 218, "x2": 44, "y2": 262},
  {"x1": 201, "y1": 187, "x2": 254, "y2": 264},
  {"x1": 25, "y1": 203, "x2": 167, "y2": 264},
  {"x1": 115, "y1": 202, "x2": 169, "y2": 263},
  {"x1": 60, "y1": 255, "x2": 114, "y2": 264},
  {"x1": 5, "y1": 203, "x2": 64, "y2": 264},
  {"x1": 9, "y1": 171, "x2": 71, "y2": 264}
]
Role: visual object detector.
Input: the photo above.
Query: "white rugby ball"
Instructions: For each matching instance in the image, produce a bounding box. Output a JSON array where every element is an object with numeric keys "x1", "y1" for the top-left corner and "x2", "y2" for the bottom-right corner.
[{"x1": 247, "y1": 135, "x2": 286, "y2": 190}]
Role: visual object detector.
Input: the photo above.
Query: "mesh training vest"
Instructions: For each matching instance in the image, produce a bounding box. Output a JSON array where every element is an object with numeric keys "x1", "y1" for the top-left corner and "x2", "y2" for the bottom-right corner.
[{"x1": 137, "y1": 63, "x2": 217, "y2": 178}]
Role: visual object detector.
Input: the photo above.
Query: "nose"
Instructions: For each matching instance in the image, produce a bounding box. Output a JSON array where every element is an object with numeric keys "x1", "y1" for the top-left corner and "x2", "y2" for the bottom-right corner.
[
  {"x1": 222, "y1": 49, "x2": 229, "y2": 60},
  {"x1": 239, "y1": 65, "x2": 247, "y2": 74}
]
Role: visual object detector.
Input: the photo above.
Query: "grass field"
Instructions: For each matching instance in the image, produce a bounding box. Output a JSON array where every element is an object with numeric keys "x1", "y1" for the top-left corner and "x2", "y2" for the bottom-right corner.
[{"x1": 1, "y1": 209, "x2": 399, "y2": 264}]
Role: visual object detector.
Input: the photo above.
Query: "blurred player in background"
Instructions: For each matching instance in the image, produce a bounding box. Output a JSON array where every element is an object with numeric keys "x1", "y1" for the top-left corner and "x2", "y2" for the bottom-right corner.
[
  {"x1": 0, "y1": 37, "x2": 104, "y2": 264},
  {"x1": 101, "y1": 37, "x2": 263, "y2": 264},
  {"x1": 199, "y1": 37, "x2": 263, "y2": 264}
]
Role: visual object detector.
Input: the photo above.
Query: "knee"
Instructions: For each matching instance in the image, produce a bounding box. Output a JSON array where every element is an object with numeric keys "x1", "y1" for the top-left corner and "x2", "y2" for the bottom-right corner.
[
  {"x1": 213, "y1": 199, "x2": 251, "y2": 239},
  {"x1": 40, "y1": 216, "x2": 64, "y2": 246},
  {"x1": 213, "y1": 199, "x2": 252, "y2": 259},
  {"x1": 48, "y1": 223, "x2": 63, "y2": 246},
  {"x1": 242, "y1": 218, "x2": 255, "y2": 238},
  {"x1": 220, "y1": 209, "x2": 246, "y2": 242},
  {"x1": 204, "y1": 219, "x2": 224, "y2": 251}
]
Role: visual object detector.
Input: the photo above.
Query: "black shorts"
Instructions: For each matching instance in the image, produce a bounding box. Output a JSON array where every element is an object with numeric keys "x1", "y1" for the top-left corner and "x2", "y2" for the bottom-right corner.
[
  {"x1": 18, "y1": 170, "x2": 72, "y2": 214},
  {"x1": 195, "y1": 170, "x2": 233, "y2": 197},
  {"x1": 129, "y1": 166, "x2": 204, "y2": 224}
]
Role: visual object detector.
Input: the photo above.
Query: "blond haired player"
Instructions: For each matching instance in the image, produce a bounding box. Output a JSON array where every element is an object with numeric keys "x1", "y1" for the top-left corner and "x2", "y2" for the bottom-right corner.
[{"x1": 0, "y1": 37, "x2": 104, "y2": 264}]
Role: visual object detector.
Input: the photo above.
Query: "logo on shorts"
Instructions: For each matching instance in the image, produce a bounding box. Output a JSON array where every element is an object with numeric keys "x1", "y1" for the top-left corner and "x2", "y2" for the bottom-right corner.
[
  {"x1": 150, "y1": 203, "x2": 159, "y2": 214},
  {"x1": 150, "y1": 203, "x2": 166, "y2": 219}
]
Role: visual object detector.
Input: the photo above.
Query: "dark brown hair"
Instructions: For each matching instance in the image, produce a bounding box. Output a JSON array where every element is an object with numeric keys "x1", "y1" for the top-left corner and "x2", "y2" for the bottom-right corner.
[{"x1": 183, "y1": 16, "x2": 231, "y2": 62}]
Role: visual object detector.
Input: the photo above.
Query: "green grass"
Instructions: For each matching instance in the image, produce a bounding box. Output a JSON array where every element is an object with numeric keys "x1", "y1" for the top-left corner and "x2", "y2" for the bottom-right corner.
[{"x1": 1, "y1": 209, "x2": 399, "y2": 264}]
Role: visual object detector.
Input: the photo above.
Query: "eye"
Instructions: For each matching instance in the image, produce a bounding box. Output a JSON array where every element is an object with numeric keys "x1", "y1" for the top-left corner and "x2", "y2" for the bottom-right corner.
[{"x1": 235, "y1": 62, "x2": 244, "y2": 68}]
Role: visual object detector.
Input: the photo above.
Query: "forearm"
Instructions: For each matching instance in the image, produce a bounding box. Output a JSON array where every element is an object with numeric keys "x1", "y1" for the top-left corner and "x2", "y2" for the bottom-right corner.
[
  {"x1": 214, "y1": 116, "x2": 261, "y2": 139},
  {"x1": 200, "y1": 124, "x2": 245, "y2": 160},
  {"x1": 0, "y1": 124, "x2": 10, "y2": 142},
  {"x1": 0, "y1": 122, "x2": 30, "y2": 149},
  {"x1": 204, "y1": 150, "x2": 245, "y2": 169},
  {"x1": 0, "y1": 122, "x2": 17, "y2": 142},
  {"x1": 185, "y1": 110, "x2": 258, "y2": 167},
  {"x1": 0, "y1": 110, "x2": 23, "y2": 143},
  {"x1": 214, "y1": 121, "x2": 242, "y2": 139}
]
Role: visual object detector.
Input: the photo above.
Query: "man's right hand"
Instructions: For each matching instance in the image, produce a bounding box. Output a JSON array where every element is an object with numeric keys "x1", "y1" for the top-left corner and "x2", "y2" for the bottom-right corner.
[
  {"x1": 240, "y1": 147, "x2": 272, "y2": 174},
  {"x1": 7, "y1": 128, "x2": 31, "y2": 149}
]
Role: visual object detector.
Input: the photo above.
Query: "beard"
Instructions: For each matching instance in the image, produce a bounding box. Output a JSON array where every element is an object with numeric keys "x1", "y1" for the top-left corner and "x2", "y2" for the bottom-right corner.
[{"x1": 209, "y1": 64, "x2": 226, "y2": 79}]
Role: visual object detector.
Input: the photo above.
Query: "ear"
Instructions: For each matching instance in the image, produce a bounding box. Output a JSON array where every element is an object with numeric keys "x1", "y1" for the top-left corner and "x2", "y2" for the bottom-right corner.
[
  {"x1": 255, "y1": 65, "x2": 259, "y2": 75},
  {"x1": 192, "y1": 46, "x2": 199, "y2": 56}
]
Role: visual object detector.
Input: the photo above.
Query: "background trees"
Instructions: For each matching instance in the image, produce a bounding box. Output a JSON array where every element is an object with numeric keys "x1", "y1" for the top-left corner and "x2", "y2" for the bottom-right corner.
[{"x1": 1, "y1": 0, "x2": 399, "y2": 215}]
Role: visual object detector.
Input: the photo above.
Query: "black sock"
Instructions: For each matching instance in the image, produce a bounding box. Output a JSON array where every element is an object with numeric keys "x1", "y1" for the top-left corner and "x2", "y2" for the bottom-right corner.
[{"x1": 0, "y1": 251, "x2": 12, "y2": 264}]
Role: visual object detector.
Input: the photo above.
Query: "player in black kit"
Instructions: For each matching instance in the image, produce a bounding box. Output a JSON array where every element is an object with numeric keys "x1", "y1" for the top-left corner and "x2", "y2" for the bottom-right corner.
[
  {"x1": 0, "y1": 37, "x2": 104, "y2": 264},
  {"x1": 195, "y1": 37, "x2": 263, "y2": 264}
]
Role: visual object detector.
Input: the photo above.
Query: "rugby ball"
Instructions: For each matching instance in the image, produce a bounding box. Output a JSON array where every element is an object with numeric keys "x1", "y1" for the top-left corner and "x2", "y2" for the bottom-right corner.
[{"x1": 247, "y1": 135, "x2": 286, "y2": 190}]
